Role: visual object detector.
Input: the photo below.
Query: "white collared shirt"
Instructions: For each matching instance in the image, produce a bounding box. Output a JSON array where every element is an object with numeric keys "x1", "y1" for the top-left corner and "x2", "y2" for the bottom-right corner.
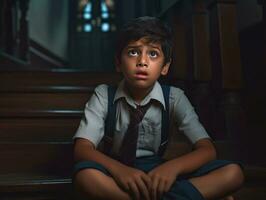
[{"x1": 73, "y1": 80, "x2": 210, "y2": 157}]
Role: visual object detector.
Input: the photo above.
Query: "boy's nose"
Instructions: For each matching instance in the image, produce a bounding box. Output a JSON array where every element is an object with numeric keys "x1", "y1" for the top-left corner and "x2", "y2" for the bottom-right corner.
[
  {"x1": 136, "y1": 54, "x2": 148, "y2": 67},
  {"x1": 136, "y1": 62, "x2": 148, "y2": 67}
]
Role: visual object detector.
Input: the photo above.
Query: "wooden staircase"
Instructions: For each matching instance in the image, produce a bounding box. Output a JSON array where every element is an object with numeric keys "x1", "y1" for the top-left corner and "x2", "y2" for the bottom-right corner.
[
  {"x1": 0, "y1": 71, "x2": 266, "y2": 199},
  {"x1": 0, "y1": 71, "x2": 121, "y2": 199}
]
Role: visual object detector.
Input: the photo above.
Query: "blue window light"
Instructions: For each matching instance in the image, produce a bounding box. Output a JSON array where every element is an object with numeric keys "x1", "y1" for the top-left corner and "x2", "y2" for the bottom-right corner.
[
  {"x1": 84, "y1": 24, "x2": 92, "y2": 32},
  {"x1": 101, "y1": 23, "x2": 110, "y2": 32},
  {"x1": 84, "y1": 2, "x2": 92, "y2": 12},
  {"x1": 101, "y1": 12, "x2": 109, "y2": 19},
  {"x1": 84, "y1": 13, "x2": 91, "y2": 19},
  {"x1": 101, "y1": 1, "x2": 108, "y2": 12}
]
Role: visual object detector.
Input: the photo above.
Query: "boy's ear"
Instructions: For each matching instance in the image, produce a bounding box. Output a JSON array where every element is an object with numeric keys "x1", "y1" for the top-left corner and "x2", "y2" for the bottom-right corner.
[{"x1": 161, "y1": 61, "x2": 171, "y2": 76}]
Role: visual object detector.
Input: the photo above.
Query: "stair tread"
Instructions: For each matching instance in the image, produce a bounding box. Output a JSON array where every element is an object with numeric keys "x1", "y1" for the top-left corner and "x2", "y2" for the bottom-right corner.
[
  {"x1": 0, "y1": 173, "x2": 72, "y2": 193},
  {"x1": 0, "y1": 166, "x2": 265, "y2": 196},
  {"x1": 0, "y1": 173, "x2": 71, "y2": 185},
  {"x1": 0, "y1": 165, "x2": 265, "y2": 184}
]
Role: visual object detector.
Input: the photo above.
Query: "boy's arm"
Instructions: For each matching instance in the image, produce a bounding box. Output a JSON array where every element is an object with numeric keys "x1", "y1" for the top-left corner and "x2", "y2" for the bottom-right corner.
[
  {"x1": 163, "y1": 138, "x2": 216, "y2": 175},
  {"x1": 148, "y1": 138, "x2": 216, "y2": 199},
  {"x1": 74, "y1": 138, "x2": 134, "y2": 174},
  {"x1": 74, "y1": 138, "x2": 152, "y2": 200}
]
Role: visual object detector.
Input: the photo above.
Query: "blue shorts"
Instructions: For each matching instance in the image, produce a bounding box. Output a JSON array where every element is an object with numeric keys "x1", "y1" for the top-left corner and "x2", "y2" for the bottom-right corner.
[{"x1": 73, "y1": 156, "x2": 243, "y2": 200}]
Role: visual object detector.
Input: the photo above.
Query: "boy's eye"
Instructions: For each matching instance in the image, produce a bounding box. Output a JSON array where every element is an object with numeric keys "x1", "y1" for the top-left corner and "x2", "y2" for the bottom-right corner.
[
  {"x1": 128, "y1": 49, "x2": 138, "y2": 56},
  {"x1": 149, "y1": 51, "x2": 159, "y2": 58}
]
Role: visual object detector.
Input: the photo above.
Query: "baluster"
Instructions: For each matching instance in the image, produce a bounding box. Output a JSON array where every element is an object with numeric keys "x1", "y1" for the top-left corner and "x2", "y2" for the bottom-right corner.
[
  {"x1": 258, "y1": 0, "x2": 265, "y2": 66},
  {"x1": 188, "y1": 0, "x2": 214, "y2": 138},
  {"x1": 168, "y1": 4, "x2": 191, "y2": 90},
  {"x1": 207, "y1": 0, "x2": 243, "y2": 89},
  {"x1": 191, "y1": 0, "x2": 212, "y2": 82},
  {"x1": 18, "y1": 0, "x2": 30, "y2": 61},
  {"x1": 207, "y1": 0, "x2": 247, "y2": 160},
  {"x1": 2, "y1": 0, "x2": 16, "y2": 55},
  {"x1": 0, "y1": 0, "x2": 4, "y2": 51},
  {"x1": 258, "y1": 0, "x2": 265, "y2": 24}
]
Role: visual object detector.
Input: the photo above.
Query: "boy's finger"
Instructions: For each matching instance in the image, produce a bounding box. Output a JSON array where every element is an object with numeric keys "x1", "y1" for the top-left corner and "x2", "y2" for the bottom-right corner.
[
  {"x1": 136, "y1": 177, "x2": 150, "y2": 200},
  {"x1": 151, "y1": 178, "x2": 159, "y2": 200},
  {"x1": 128, "y1": 182, "x2": 140, "y2": 200},
  {"x1": 157, "y1": 180, "x2": 165, "y2": 199},
  {"x1": 141, "y1": 174, "x2": 152, "y2": 189},
  {"x1": 164, "y1": 181, "x2": 172, "y2": 193}
]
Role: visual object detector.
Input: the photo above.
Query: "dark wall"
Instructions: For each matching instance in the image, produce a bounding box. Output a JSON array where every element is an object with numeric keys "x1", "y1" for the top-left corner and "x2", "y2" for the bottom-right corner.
[{"x1": 28, "y1": 0, "x2": 69, "y2": 61}]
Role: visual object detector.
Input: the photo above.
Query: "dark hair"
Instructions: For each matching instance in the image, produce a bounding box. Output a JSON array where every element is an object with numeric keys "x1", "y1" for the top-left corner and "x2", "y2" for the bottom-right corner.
[{"x1": 115, "y1": 16, "x2": 173, "y2": 65}]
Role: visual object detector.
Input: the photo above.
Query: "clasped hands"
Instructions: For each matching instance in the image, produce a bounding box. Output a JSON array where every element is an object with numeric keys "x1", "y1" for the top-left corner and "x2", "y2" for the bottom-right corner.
[{"x1": 112, "y1": 163, "x2": 177, "y2": 200}]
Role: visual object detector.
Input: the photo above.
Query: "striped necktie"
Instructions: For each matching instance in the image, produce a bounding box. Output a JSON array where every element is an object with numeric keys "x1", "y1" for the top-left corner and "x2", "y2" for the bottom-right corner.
[{"x1": 118, "y1": 102, "x2": 151, "y2": 166}]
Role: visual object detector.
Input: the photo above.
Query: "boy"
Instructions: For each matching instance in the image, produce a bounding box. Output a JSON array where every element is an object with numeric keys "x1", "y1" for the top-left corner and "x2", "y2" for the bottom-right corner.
[{"x1": 73, "y1": 16, "x2": 244, "y2": 200}]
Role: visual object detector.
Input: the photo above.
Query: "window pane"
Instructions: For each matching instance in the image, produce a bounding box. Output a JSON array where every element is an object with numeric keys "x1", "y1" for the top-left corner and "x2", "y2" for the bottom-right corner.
[
  {"x1": 102, "y1": 12, "x2": 109, "y2": 19},
  {"x1": 101, "y1": 23, "x2": 110, "y2": 32},
  {"x1": 84, "y1": 24, "x2": 92, "y2": 32},
  {"x1": 84, "y1": 2, "x2": 92, "y2": 12},
  {"x1": 84, "y1": 13, "x2": 91, "y2": 19},
  {"x1": 76, "y1": 0, "x2": 116, "y2": 33},
  {"x1": 101, "y1": 2, "x2": 108, "y2": 12}
]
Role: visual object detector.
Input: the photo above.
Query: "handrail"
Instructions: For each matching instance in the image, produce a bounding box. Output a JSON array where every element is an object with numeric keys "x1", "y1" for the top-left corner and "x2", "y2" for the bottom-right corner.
[{"x1": 0, "y1": 0, "x2": 29, "y2": 63}]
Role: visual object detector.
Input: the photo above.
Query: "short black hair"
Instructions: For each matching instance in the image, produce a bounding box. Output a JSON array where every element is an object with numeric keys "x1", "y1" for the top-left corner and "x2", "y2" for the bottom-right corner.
[{"x1": 115, "y1": 16, "x2": 173, "y2": 65}]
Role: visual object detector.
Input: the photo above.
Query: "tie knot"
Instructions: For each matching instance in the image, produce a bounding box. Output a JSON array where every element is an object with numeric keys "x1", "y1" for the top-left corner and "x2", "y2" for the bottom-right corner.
[{"x1": 129, "y1": 103, "x2": 151, "y2": 125}]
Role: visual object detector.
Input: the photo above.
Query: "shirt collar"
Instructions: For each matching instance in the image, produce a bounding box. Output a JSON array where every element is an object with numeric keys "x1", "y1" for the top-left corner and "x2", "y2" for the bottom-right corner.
[{"x1": 114, "y1": 80, "x2": 166, "y2": 110}]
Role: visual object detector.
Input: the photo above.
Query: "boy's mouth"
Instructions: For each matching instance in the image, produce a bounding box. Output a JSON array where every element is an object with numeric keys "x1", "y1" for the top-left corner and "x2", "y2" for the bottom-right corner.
[{"x1": 134, "y1": 71, "x2": 148, "y2": 80}]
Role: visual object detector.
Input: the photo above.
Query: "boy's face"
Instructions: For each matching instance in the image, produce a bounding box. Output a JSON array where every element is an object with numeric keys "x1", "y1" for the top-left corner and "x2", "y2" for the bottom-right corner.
[{"x1": 116, "y1": 38, "x2": 170, "y2": 91}]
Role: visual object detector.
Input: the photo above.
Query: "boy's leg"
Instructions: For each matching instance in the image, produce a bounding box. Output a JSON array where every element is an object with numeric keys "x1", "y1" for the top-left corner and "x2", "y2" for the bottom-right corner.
[
  {"x1": 188, "y1": 163, "x2": 244, "y2": 200},
  {"x1": 74, "y1": 168, "x2": 131, "y2": 200},
  {"x1": 162, "y1": 161, "x2": 244, "y2": 200},
  {"x1": 73, "y1": 161, "x2": 131, "y2": 200}
]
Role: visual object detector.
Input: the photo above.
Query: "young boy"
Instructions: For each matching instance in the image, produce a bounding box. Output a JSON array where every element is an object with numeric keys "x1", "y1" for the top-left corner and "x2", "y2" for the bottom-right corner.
[{"x1": 73, "y1": 16, "x2": 244, "y2": 200}]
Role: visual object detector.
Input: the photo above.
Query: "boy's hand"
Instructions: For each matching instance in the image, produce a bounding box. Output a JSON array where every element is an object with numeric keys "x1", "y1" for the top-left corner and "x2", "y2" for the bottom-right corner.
[
  {"x1": 111, "y1": 165, "x2": 152, "y2": 200},
  {"x1": 148, "y1": 163, "x2": 177, "y2": 200}
]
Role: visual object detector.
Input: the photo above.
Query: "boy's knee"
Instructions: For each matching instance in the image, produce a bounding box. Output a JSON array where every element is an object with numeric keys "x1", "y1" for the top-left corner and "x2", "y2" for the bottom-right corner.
[
  {"x1": 74, "y1": 168, "x2": 107, "y2": 198},
  {"x1": 222, "y1": 164, "x2": 244, "y2": 187},
  {"x1": 73, "y1": 169, "x2": 130, "y2": 200},
  {"x1": 74, "y1": 168, "x2": 105, "y2": 185}
]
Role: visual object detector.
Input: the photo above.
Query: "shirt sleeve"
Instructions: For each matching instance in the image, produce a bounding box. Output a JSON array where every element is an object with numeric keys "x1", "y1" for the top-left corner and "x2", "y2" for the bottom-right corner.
[
  {"x1": 73, "y1": 84, "x2": 108, "y2": 147},
  {"x1": 170, "y1": 87, "x2": 210, "y2": 144}
]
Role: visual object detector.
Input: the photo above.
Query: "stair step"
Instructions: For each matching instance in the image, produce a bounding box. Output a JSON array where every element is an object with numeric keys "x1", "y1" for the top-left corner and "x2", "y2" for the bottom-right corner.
[
  {"x1": 0, "y1": 165, "x2": 265, "y2": 199},
  {"x1": 0, "y1": 173, "x2": 74, "y2": 200},
  {"x1": 0, "y1": 173, "x2": 71, "y2": 193},
  {"x1": 0, "y1": 143, "x2": 73, "y2": 174},
  {"x1": 0, "y1": 118, "x2": 79, "y2": 143},
  {"x1": 233, "y1": 166, "x2": 266, "y2": 199},
  {"x1": 234, "y1": 184, "x2": 266, "y2": 200},
  {"x1": 244, "y1": 166, "x2": 266, "y2": 183},
  {"x1": 0, "y1": 92, "x2": 90, "y2": 117},
  {"x1": 0, "y1": 71, "x2": 122, "y2": 93}
]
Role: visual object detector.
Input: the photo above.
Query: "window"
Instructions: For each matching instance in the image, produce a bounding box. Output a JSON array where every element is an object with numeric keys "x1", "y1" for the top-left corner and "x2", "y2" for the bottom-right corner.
[
  {"x1": 76, "y1": 0, "x2": 116, "y2": 33},
  {"x1": 71, "y1": 0, "x2": 118, "y2": 71}
]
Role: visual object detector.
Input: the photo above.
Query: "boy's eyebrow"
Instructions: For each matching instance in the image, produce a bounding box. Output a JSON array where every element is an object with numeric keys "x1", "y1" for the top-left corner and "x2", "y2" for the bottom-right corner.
[
  {"x1": 125, "y1": 45, "x2": 141, "y2": 49},
  {"x1": 126, "y1": 44, "x2": 161, "y2": 50}
]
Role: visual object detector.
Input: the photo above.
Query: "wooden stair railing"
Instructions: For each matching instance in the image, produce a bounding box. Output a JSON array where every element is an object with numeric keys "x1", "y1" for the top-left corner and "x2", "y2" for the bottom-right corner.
[{"x1": 0, "y1": 0, "x2": 30, "y2": 62}]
